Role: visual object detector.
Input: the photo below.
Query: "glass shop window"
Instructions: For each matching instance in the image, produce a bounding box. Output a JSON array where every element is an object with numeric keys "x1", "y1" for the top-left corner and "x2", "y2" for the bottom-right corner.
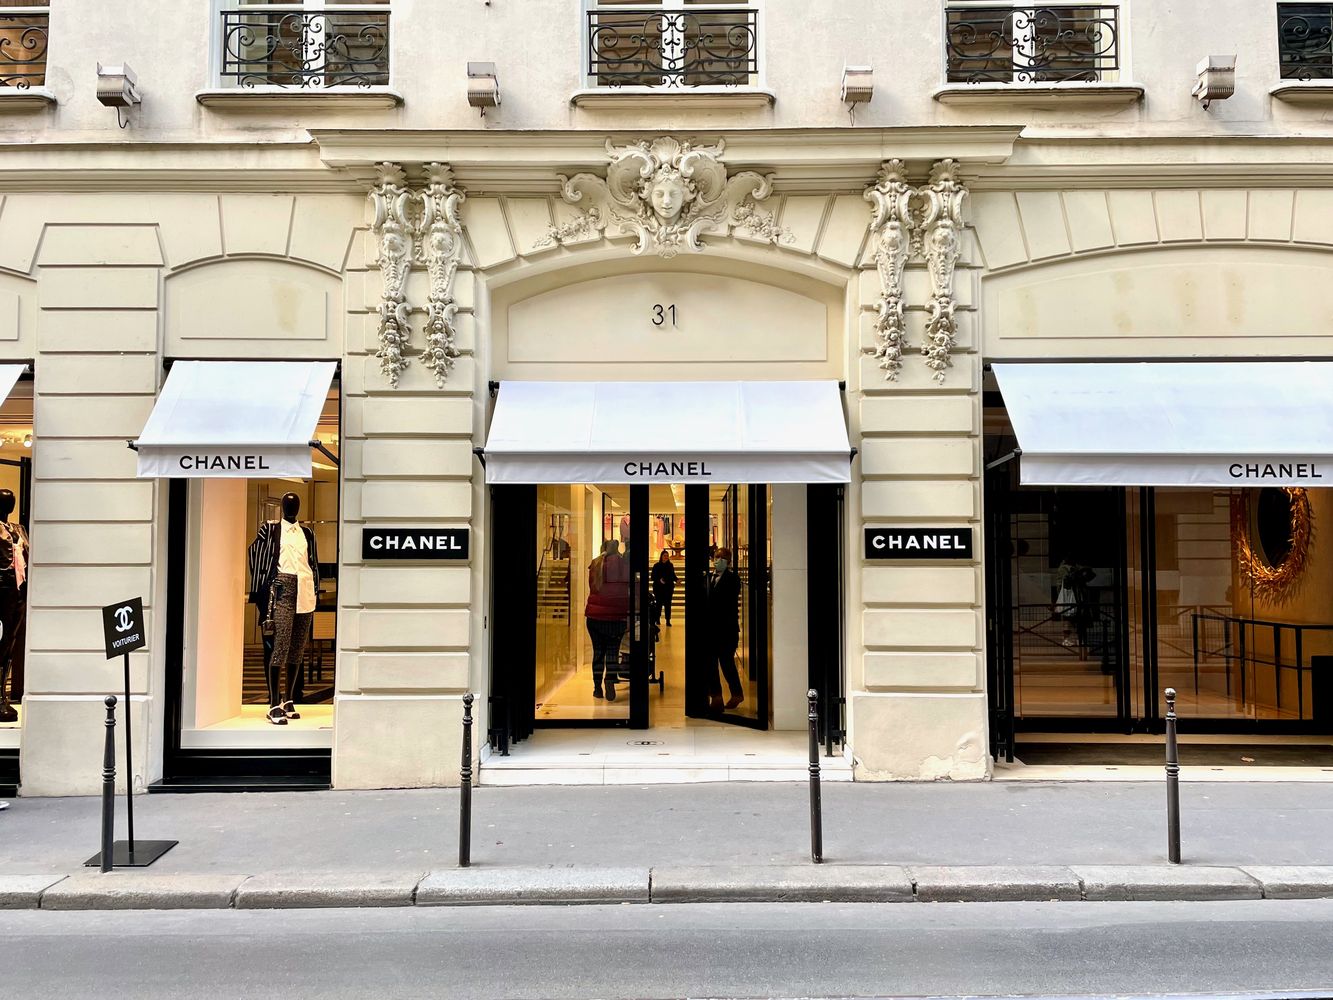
[
  {"x1": 0, "y1": 377, "x2": 31, "y2": 738},
  {"x1": 178, "y1": 385, "x2": 339, "y2": 748}
]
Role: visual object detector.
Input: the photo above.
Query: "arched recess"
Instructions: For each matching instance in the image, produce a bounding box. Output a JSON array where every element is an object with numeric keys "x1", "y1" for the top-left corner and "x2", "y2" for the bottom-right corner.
[
  {"x1": 481, "y1": 241, "x2": 858, "y2": 383},
  {"x1": 980, "y1": 243, "x2": 1333, "y2": 360},
  {"x1": 163, "y1": 256, "x2": 345, "y2": 359}
]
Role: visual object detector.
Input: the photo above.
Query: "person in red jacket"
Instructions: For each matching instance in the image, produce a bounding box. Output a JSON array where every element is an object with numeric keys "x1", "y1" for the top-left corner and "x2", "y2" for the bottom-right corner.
[{"x1": 585, "y1": 539, "x2": 630, "y2": 701}]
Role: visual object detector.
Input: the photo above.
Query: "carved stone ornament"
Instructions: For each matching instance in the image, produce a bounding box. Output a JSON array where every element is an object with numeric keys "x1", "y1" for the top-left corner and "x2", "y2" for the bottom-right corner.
[
  {"x1": 862, "y1": 158, "x2": 969, "y2": 384},
  {"x1": 863, "y1": 159, "x2": 917, "y2": 382},
  {"x1": 536, "y1": 137, "x2": 788, "y2": 259},
  {"x1": 369, "y1": 162, "x2": 415, "y2": 388},
  {"x1": 368, "y1": 161, "x2": 468, "y2": 388},
  {"x1": 919, "y1": 159, "x2": 968, "y2": 384},
  {"x1": 419, "y1": 163, "x2": 466, "y2": 389}
]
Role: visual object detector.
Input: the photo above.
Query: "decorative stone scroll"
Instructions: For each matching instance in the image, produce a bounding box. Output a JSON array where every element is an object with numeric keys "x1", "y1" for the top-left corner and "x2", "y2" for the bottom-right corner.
[
  {"x1": 920, "y1": 160, "x2": 968, "y2": 384},
  {"x1": 863, "y1": 158, "x2": 970, "y2": 384},
  {"x1": 367, "y1": 161, "x2": 468, "y2": 388},
  {"x1": 863, "y1": 160, "x2": 917, "y2": 382},
  {"x1": 536, "y1": 137, "x2": 788, "y2": 259}
]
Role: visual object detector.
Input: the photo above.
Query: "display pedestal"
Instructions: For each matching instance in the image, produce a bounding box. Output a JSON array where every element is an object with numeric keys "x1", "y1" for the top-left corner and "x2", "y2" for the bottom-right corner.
[{"x1": 85, "y1": 839, "x2": 178, "y2": 868}]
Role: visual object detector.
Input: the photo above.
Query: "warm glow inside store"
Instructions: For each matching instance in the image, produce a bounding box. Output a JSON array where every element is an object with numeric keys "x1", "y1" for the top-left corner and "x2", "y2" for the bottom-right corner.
[
  {"x1": 984, "y1": 362, "x2": 1333, "y2": 760},
  {"x1": 134, "y1": 361, "x2": 340, "y2": 787}
]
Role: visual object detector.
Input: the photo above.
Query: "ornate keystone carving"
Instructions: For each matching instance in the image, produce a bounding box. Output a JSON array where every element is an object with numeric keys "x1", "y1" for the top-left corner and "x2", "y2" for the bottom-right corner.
[
  {"x1": 863, "y1": 159, "x2": 916, "y2": 382},
  {"x1": 537, "y1": 137, "x2": 787, "y2": 258},
  {"x1": 369, "y1": 161, "x2": 416, "y2": 388},
  {"x1": 367, "y1": 162, "x2": 468, "y2": 388},
  {"x1": 419, "y1": 162, "x2": 466, "y2": 389},
  {"x1": 920, "y1": 159, "x2": 968, "y2": 384},
  {"x1": 863, "y1": 159, "x2": 969, "y2": 384}
]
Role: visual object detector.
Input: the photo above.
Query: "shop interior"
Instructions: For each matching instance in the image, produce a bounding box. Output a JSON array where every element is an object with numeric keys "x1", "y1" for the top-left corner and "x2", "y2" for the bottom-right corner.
[
  {"x1": 0, "y1": 377, "x2": 31, "y2": 747},
  {"x1": 985, "y1": 393, "x2": 1333, "y2": 766},
  {"x1": 177, "y1": 388, "x2": 339, "y2": 750},
  {"x1": 533, "y1": 482, "x2": 768, "y2": 728}
]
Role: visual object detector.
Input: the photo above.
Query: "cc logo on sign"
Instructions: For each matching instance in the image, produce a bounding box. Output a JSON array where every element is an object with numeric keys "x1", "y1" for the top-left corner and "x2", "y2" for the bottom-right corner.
[{"x1": 113, "y1": 606, "x2": 134, "y2": 632}]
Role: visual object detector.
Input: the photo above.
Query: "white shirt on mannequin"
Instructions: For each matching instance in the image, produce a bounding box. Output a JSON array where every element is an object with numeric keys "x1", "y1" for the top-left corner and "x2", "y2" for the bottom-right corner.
[{"x1": 278, "y1": 521, "x2": 316, "y2": 614}]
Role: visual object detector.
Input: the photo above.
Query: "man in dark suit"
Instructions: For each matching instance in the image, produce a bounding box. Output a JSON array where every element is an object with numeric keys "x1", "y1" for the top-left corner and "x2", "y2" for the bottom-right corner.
[{"x1": 705, "y1": 546, "x2": 744, "y2": 712}]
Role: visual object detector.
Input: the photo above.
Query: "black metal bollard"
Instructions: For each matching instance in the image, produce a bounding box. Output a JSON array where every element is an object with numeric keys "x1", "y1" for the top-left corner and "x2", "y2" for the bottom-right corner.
[
  {"x1": 100, "y1": 696, "x2": 117, "y2": 874},
  {"x1": 1165, "y1": 687, "x2": 1181, "y2": 864},
  {"x1": 459, "y1": 692, "x2": 474, "y2": 868},
  {"x1": 807, "y1": 688, "x2": 823, "y2": 864}
]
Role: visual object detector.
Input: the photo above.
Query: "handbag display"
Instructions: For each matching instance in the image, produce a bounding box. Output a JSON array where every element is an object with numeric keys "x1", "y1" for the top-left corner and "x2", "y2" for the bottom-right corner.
[{"x1": 261, "y1": 577, "x2": 283, "y2": 637}]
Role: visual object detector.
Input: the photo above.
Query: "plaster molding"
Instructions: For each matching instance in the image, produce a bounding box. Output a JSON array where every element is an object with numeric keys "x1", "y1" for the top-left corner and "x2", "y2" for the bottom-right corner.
[
  {"x1": 863, "y1": 158, "x2": 969, "y2": 384},
  {"x1": 418, "y1": 162, "x2": 466, "y2": 389},
  {"x1": 570, "y1": 88, "x2": 776, "y2": 111},
  {"x1": 196, "y1": 87, "x2": 404, "y2": 112},
  {"x1": 932, "y1": 83, "x2": 1144, "y2": 109},
  {"x1": 919, "y1": 159, "x2": 968, "y2": 384},
  {"x1": 535, "y1": 137, "x2": 789, "y2": 258},
  {"x1": 1270, "y1": 82, "x2": 1333, "y2": 107},
  {"x1": 863, "y1": 159, "x2": 916, "y2": 382},
  {"x1": 368, "y1": 161, "x2": 415, "y2": 388},
  {"x1": 367, "y1": 161, "x2": 469, "y2": 389},
  {"x1": 0, "y1": 87, "x2": 57, "y2": 114}
]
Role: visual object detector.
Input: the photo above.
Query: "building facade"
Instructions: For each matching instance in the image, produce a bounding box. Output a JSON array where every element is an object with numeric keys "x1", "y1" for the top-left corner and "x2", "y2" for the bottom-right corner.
[{"x1": 3, "y1": 1, "x2": 1333, "y2": 795}]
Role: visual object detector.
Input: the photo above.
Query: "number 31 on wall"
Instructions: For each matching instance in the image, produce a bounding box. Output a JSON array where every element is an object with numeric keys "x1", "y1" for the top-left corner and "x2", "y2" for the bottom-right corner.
[{"x1": 652, "y1": 304, "x2": 678, "y2": 328}]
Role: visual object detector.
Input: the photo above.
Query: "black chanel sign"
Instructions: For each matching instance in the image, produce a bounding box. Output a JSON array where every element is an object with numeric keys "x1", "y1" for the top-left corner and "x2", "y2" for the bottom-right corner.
[
  {"x1": 362, "y1": 528, "x2": 470, "y2": 561},
  {"x1": 864, "y1": 528, "x2": 974, "y2": 561}
]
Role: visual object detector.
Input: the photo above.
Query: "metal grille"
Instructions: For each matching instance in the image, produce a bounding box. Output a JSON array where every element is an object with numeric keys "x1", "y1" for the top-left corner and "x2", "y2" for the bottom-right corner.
[
  {"x1": 587, "y1": 6, "x2": 758, "y2": 88},
  {"x1": 945, "y1": 5, "x2": 1120, "y2": 83},
  {"x1": 0, "y1": 8, "x2": 48, "y2": 89},
  {"x1": 220, "y1": 7, "x2": 390, "y2": 88},
  {"x1": 1279, "y1": 3, "x2": 1333, "y2": 80}
]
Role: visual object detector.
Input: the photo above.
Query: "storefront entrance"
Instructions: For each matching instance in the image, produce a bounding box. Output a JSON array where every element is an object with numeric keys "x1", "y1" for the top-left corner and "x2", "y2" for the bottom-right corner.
[
  {"x1": 482, "y1": 379, "x2": 853, "y2": 773},
  {"x1": 985, "y1": 363, "x2": 1333, "y2": 764}
]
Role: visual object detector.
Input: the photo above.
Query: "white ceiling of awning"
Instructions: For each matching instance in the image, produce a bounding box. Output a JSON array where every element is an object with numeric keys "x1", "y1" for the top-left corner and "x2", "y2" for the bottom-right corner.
[
  {"x1": 134, "y1": 361, "x2": 336, "y2": 479},
  {"x1": 992, "y1": 362, "x2": 1333, "y2": 487},
  {"x1": 484, "y1": 380, "x2": 852, "y2": 484}
]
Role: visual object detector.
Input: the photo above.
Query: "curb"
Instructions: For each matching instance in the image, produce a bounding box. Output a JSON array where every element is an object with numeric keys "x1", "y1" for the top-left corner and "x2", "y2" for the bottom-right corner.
[{"x1": 5, "y1": 865, "x2": 1333, "y2": 911}]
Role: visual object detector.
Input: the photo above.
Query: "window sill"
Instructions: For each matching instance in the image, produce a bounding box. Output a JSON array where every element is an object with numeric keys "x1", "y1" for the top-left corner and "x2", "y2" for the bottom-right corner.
[
  {"x1": 196, "y1": 86, "x2": 403, "y2": 113},
  {"x1": 1271, "y1": 81, "x2": 1333, "y2": 106},
  {"x1": 571, "y1": 87, "x2": 775, "y2": 111},
  {"x1": 933, "y1": 82, "x2": 1144, "y2": 109},
  {"x1": 0, "y1": 87, "x2": 57, "y2": 113}
]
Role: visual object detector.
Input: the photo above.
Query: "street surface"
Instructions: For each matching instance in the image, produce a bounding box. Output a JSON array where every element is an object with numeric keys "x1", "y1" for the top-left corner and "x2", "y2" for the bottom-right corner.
[{"x1": 5, "y1": 900, "x2": 1333, "y2": 999}]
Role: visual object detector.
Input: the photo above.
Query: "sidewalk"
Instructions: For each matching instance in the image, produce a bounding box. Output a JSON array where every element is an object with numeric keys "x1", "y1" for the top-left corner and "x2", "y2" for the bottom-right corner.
[{"x1": 3, "y1": 781, "x2": 1333, "y2": 909}]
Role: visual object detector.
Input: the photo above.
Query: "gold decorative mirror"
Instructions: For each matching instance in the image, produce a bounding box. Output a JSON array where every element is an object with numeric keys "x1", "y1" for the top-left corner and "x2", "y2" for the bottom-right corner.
[{"x1": 1234, "y1": 487, "x2": 1314, "y2": 602}]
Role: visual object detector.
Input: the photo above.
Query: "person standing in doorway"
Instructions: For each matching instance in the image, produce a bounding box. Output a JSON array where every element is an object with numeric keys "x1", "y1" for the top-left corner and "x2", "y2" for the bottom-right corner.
[
  {"x1": 651, "y1": 549, "x2": 678, "y2": 627},
  {"x1": 585, "y1": 539, "x2": 630, "y2": 701},
  {"x1": 705, "y1": 546, "x2": 744, "y2": 712}
]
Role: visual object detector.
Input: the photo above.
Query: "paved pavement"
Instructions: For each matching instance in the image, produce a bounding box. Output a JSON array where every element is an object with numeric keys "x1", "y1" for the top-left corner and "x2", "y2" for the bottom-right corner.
[
  {"x1": 4, "y1": 781, "x2": 1333, "y2": 908},
  {"x1": 6, "y1": 901, "x2": 1333, "y2": 999}
]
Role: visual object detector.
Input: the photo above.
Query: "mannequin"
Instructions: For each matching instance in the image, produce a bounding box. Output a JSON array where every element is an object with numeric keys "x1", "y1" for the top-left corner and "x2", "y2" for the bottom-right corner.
[
  {"x1": 0, "y1": 490, "x2": 25, "y2": 723},
  {"x1": 247, "y1": 492, "x2": 319, "y2": 725}
]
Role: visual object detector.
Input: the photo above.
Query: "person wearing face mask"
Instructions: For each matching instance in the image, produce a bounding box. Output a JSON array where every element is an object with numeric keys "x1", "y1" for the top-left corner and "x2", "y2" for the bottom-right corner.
[{"x1": 704, "y1": 546, "x2": 744, "y2": 712}]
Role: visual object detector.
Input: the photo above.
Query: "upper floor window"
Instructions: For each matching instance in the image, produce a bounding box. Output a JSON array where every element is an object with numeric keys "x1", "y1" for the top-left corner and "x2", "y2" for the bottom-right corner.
[
  {"x1": 219, "y1": 0, "x2": 390, "y2": 89},
  {"x1": 586, "y1": 0, "x2": 759, "y2": 89},
  {"x1": 945, "y1": 4, "x2": 1121, "y2": 84},
  {"x1": 0, "y1": 1, "x2": 49, "y2": 90},
  {"x1": 1278, "y1": 4, "x2": 1333, "y2": 80}
]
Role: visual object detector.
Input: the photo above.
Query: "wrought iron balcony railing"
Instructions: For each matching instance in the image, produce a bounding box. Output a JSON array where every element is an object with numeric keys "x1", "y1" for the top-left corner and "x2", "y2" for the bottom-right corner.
[
  {"x1": 220, "y1": 6, "x2": 390, "y2": 88},
  {"x1": 586, "y1": 5, "x2": 758, "y2": 88},
  {"x1": 0, "y1": 7, "x2": 49, "y2": 90},
  {"x1": 1279, "y1": 3, "x2": 1333, "y2": 80},
  {"x1": 945, "y1": 4, "x2": 1121, "y2": 84}
]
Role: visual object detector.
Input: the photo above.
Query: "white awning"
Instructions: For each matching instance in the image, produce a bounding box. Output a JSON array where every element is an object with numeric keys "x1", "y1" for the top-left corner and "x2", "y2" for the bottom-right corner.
[
  {"x1": 484, "y1": 380, "x2": 852, "y2": 484},
  {"x1": 134, "y1": 361, "x2": 336, "y2": 479},
  {"x1": 992, "y1": 362, "x2": 1333, "y2": 487},
  {"x1": 0, "y1": 365, "x2": 25, "y2": 410}
]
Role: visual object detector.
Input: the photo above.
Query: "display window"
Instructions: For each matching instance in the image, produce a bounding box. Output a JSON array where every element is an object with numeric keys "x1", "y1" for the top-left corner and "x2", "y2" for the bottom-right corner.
[
  {"x1": 0, "y1": 374, "x2": 31, "y2": 743},
  {"x1": 134, "y1": 360, "x2": 340, "y2": 765}
]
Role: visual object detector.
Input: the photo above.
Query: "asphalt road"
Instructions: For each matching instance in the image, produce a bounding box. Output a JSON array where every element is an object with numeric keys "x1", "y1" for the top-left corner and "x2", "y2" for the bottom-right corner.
[{"x1": 5, "y1": 900, "x2": 1333, "y2": 1000}]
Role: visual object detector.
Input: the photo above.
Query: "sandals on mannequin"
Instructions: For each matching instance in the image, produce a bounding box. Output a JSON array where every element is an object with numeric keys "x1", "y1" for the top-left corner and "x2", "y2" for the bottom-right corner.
[
  {"x1": 281, "y1": 701, "x2": 301, "y2": 721},
  {"x1": 266, "y1": 706, "x2": 288, "y2": 726}
]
